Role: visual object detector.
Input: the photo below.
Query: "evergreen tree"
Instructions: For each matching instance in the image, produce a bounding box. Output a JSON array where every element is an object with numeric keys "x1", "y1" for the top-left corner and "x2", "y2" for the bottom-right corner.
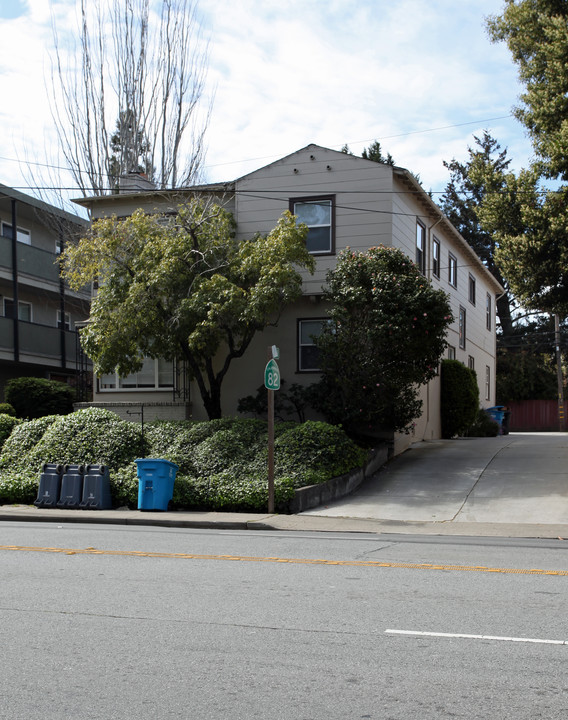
[
  {"x1": 362, "y1": 140, "x2": 395, "y2": 165},
  {"x1": 440, "y1": 131, "x2": 515, "y2": 336}
]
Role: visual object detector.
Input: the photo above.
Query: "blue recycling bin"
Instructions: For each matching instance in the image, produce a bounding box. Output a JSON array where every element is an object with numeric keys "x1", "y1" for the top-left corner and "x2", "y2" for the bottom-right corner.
[
  {"x1": 135, "y1": 459, "x2": 178, "y2": 511},
  {"x1": 487, "y1": 406, "x2": 505, "y2": 433}
]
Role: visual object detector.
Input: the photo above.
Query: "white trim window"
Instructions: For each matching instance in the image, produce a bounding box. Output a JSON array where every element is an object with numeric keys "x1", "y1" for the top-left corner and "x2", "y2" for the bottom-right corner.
[
  {"x1": 291, "y1": 196, "x2": 334, "y2": 254},
  {"x1": 448, "y1": 253, "x2": 457, "y2": 288},
  {"x1": 2, "y1": 222, "x2": 31, "y2": 245},
  {"x1": 99, "y1": 358, "x2": 174, "y2": 391},
  {"x1": 485, "y1": 365, "x2": 491, "y2": 401},
  {"x1": 416, "y1": 220, "x2": 426, "y2": 274},
  {"x1": 57, "y1": 310, "x2": 71, "y2": 330},
  {"x1": 432, "y1": 237, "x2": 440, "y2": 279},
  {"x1": 447, "y1": 345, "x2": 456, "y2": 360},
  {"x1": 3, "y1": 298, "x2": 32, "y2": 322},
  {"x1": 486, "y1": 293, "x2": 492, "y2": 331}
]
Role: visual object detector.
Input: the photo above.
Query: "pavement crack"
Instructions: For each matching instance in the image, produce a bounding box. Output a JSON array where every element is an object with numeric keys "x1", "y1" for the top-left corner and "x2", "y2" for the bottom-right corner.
[
  {"x1": 0, "y1": 605, "x2": 374, "y2": 636},
  {"x1": 449, "y1": 439, "x2": 517, "y2": 522}
]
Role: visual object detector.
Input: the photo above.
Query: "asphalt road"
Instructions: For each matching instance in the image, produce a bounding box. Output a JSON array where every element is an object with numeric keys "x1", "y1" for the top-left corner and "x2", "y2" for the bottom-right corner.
[{"x1": 1, "y1": 522, "x2": 567, "y2": 719}]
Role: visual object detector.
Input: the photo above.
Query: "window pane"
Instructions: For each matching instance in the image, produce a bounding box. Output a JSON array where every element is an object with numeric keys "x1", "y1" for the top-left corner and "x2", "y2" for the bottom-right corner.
[
  {"x1": 306, "y1": 227, "x2": 330, "y2": 253},
  {"x1": 295, "y1": 201, "x2": 331, "y2": 226},
  {"x1": 300, "y1": 345, "x2": 321, "y2": 371},
  {"x1": 294, "y1": 200, "x2": 332, "y2": 253},
  {"x1": 136, "y1": 358, "x2": 156, "y2": 387},
  {"x1": 100, "y1": 374, "x2": 117, "y2": 389},
  {"x1": 300, "y1": 320, "x2": 325, "y2": 344},
  {"x1": 2, "y1": 223, "x2": 31, "y2": 244},
  {"x1": 158, "y1": 359, "x2": 174, "y2": 387}
]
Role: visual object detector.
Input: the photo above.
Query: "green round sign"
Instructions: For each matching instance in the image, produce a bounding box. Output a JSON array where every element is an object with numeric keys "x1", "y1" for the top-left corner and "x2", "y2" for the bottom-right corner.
[{"x1": 264, "y1": 359, "x2": 280, "y2": 390}]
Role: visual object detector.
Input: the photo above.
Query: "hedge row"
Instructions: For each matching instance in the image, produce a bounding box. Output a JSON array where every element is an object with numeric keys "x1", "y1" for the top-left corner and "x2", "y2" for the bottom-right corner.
[{"x1": 0, "y1": 408, "x2": 368, "y2": 512}]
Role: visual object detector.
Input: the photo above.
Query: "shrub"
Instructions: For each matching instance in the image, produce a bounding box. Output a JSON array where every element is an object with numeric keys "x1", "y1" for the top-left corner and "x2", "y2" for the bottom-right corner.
[
  {"x1": 0, "y1": 409, "x2": 368, "y2": 512},
  {"x1": 0, "y1": 470, "x2": 39, "y2": 505},
  {"x1": 0, "y1": 416, "x2": 60, "y2": 470},
  {"x1": 465, "y1": 408, "x2": 500, "y2": 437},
  {"x1": 275, "y1": 421, "x2": 368, "y2": 487},
  {"x1": 0, "y1": 414, "x2": 22, "y2": 451},
  {"x1": 0, "y1": 403, "x2": 16, "y2": 416},
  {"x1": 191, "y1": 419, "x2": 267, "y2": 476},
  {"x1": 109, "y1": 464, "x2": 139, "y2": 508},
  {"x1": 5, "y1": 377, "x2": 75, "y2": 419},
  {"x1": 167, "y1": 417, "x2": 238, "y2": 474},
  {"x1": 25, "y1": 408, "x2": 144, "y2": 472},
  {"x1": 440, "y1": 360, "x2": 479, "y2": 438}
]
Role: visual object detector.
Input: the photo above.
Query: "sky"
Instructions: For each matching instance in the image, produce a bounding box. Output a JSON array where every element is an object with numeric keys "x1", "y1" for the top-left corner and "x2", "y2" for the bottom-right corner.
[{"x1": 0, "y1": 0, "x2": 533, "y2": 213}]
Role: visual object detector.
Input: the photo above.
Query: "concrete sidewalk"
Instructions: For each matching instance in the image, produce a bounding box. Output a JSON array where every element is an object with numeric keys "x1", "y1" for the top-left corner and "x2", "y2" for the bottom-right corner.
[{"x1": 1, "y1": 433, "x2": 567, "y2": 539}]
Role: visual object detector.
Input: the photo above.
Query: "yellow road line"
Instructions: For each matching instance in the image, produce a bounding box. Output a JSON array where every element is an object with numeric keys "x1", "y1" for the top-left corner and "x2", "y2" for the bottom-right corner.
[{"x1": 1, "y1": 544, "x2": 567, "y2": 575}]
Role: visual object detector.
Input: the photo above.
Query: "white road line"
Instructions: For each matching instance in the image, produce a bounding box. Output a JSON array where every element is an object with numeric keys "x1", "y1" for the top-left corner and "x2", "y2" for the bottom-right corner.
[{"x1": 385, "y1": 629, "x2": 568, "y2": 645}]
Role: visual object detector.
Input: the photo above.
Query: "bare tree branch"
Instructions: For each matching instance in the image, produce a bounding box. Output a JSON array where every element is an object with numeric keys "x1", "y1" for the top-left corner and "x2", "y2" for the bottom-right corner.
[{"x1": 26, "y1": 0, "x2": 210, "y2": 211}]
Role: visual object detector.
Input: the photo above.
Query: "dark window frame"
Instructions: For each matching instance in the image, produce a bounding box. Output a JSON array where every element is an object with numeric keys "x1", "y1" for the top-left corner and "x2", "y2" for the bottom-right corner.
[
  {"x1": 486, "y1": 293, "x2": 492, "y2": 331},
  {"x1": 290, "y1": 195, "x2": 336, "y2": 256},
  {"x1": 297, "y1": 317, "x2": 327, "y2": 372},
  {"x1": 468, "y1": 274, "x2": 476, "y2": 305}
]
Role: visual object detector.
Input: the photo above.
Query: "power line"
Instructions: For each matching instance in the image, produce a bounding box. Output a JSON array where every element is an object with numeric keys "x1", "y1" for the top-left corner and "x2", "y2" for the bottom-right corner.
[{"x1": 0, "y1": 113, "x2": 518, "y2": 178}]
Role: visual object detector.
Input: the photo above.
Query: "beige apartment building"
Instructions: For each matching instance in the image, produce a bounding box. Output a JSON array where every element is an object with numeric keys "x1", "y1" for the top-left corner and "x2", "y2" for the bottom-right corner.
[{"x1": 75, "y1": 145, "x2": 502, "y2": 453}]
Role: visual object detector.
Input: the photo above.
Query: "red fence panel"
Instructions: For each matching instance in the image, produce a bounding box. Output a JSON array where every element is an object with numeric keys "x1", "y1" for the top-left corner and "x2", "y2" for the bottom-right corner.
[{"x1": 507, "y1": 399, "x2": 561, "y2": 432}]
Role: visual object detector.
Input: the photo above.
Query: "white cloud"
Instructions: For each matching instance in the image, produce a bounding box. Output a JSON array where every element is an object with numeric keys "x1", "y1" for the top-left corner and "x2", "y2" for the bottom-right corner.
[{"x1": 0, "y1": 0, "x2": 534, "y2": 205}]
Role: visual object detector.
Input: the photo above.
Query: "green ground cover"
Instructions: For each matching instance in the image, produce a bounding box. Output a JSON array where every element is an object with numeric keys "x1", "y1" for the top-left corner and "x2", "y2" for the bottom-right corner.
[{"x1": 0, "y1": 408, "x2": 368, "y2": 512}]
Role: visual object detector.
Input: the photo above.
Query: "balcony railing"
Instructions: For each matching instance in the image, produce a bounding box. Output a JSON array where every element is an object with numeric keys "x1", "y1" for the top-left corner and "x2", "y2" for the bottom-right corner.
[
  {"x1": 0, "y1": 235, "x2": 62, "y2": 284},
  {"x1": 0, "y1": 316, "x2": 90, "y2": 369}
]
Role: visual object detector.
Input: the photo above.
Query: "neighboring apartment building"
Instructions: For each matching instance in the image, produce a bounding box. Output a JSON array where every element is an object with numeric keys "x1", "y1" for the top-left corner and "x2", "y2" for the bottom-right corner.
[
  {"x1": 0, "y1": 184, "x2": 91, "y2": 400},
  {"x1": 74, "y1": 146, "x2": 502, "y2": 452}
]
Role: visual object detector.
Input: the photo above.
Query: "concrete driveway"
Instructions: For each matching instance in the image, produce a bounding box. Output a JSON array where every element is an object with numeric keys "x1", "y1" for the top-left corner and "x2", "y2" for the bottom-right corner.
[{"x1": 302, "y1": 432, "x2": 568, "y2": 525}]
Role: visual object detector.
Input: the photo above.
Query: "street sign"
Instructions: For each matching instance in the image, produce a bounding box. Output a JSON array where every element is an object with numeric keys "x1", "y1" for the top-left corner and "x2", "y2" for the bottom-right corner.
[{"x1": 264, "y1": 358, "x2": 280, "y2": 390}]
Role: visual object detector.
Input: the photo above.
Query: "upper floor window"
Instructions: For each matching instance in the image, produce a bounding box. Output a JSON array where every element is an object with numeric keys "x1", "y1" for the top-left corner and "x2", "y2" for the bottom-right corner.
[
  {"x1": 3, "y1": 298, "x2": 32, "y2": 322},
  {"x1": 459, "y1": 306, "x2": 466, "y2": 349},
  {"x1": 468, "y1": 355, "x2": 475, "y2": 371},
  {"x1": 99, "y1": 357, "x2": 174, "y2": 391},
  {"x1": 291, "y1": 196, "x2": 334, "y2": 255},
  {"x1": 416, "y1": 220, "x2": 426, "y2": 274},
  {"x1": 447, "y1": 345, "x2": 456, "y2": 360},
  {"x1": 2, "y1": 222, "x2": 31, "y2": 245},
  {"x1": 448, "y1": 252, "x2": 457, "y2": 288},
  {"x1": 486, "y1": 293, "x2": 492, "y2": 331},
  {"x1": 298, "y1": 318, "x2": 327, "y2": 371},
  {"x1": 432, "y1": 237, "x2": 440, "y2": 279},
  {"x1": 57, "y1": 310, "x2": 71, "y2": 331},
  {"x1": 485, "y1": 365, "x2": 491, "y2": 401},
  {"x1": 468, "y1": 274, "x2": 476, "y2": 305}
]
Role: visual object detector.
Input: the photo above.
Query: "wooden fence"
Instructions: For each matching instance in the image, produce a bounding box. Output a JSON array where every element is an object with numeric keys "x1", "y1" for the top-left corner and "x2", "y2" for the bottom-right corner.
[{"x1": 506, "y1": 399, "x2": 563, "y2": 432}]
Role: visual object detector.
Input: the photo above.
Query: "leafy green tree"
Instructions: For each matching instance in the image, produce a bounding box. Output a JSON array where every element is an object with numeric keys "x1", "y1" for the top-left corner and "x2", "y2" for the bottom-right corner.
[
  {"x1": 312, "y1": 246, "x2": 453, "y2": 435},
  {"x1": 63, "y1": 203, "x2": 314, "y2": 420},
  {"x1": 441, "y1": 131, "x2": 516, "y2": 336},
  {"x1": 486, "y1": 1, "x2": 568, "y2": 315},
  {"x1": 473, "y1": 165, "x2": 568, "y2": 315},
  {"x1": 487, "y1": 0, "x2": 568, "y2": 181}
]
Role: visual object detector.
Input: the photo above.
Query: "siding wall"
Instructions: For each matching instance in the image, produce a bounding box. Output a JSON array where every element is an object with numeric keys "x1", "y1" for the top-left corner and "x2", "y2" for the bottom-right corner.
[{"x1": 85, "y1": 145, "x2": 501, "y2": 447}]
